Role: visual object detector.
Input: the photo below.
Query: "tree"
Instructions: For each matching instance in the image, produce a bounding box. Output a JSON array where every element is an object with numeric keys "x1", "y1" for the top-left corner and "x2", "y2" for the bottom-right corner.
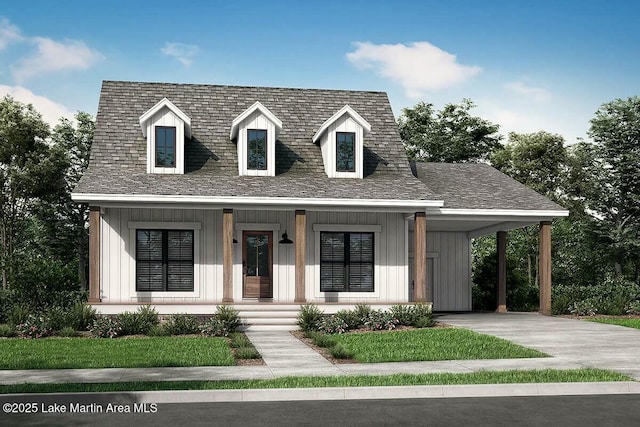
[
  {"x1": 491, "y1": 131, "x2": 568, "y2": 201},
  {"x1": 398, "y1": 99, "x2": 502, "y2": 163},
  {"x1": 0, "y1": 96, "x2": 50, "y2": 289},
  {"x1": 489, "y1": 131, "x2": 570, "y2": 294},
  {"x1": 49, "y1": 111, "x2": 95, "y2": 289},
  {"x1": 585, "y1": 97, "x2": 640, "y2": 279}
]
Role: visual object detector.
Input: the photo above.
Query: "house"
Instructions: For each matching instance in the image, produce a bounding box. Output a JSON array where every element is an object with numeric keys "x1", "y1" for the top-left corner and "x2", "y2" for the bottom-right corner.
[{"x1": 71, "y1": 81, "x2": 568, "y2": 329}]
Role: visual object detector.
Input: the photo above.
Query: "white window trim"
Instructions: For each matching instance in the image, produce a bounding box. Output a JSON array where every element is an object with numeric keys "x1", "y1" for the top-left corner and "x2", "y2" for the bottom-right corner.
[
  {"x1": 139, "y1": 98, "x2": 191, "y2": 175},
  {"x1": 313, "y1": 105, "x2": 371, "y2": 179},
  {"x1": 313, "y1": 224, "x2": 381, "y2": 299},
  {"x1": 230, "y1": 102, "x2": 282, "y2": 177},
  {"x1": 234, "y1": 223, "x2": 281, "y2": 301},
  {"x1": 128, "y1": 221, "x2": 201, "y2": 298}
]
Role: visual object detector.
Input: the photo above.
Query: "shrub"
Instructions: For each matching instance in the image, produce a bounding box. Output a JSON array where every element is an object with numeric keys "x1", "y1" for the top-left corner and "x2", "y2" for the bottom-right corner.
[
  {"x1": 67, "y1": 303, "x2": 98, "y2": 331},
  {"x1": 0, "y1": 289, "x2": 16, "y2": 323},
  {"x1": 389, "y1": 305, "x2": 414, "y2": 326},
  {"x1": 626, "y1": 301, "x2": 640, "y2": 315},
  {"x1": 297, "y1": 303, "x2": 323, "y2": 332},
  {"x1": 215, "y1": 305, "x2": 241, "y2": 332},
  {"x1": 116, "y1": 305, "x2": 159, "y2": 335},
  {"x1": 0, "y1": 323, "x2": 16, "y2": 338},
  {"x1": 415, "y1": 316, "x2": 435, "y2": 328},
  {"x1": 408, "y1": 303, "x2": 434, "y2": 328},
  {"x1": 353, "y1": 303, "x2": 373, "y2": 322},
  {"x1": 147, "y1": 324, "x2": 170, "y2": 336},
  {"x1": 235, "y1": 346, "x2": 261, "y2": 359},
  {"x1": 45, "y1": 303, "x2": 97, "y2": 332},
  {"x1": 363, "y1": 310, "x2": 399, "y2": 331},
  {"x1": 334, "y1": 309, "x2": 362, "y2": 330},
  {"x1": 163, "y1": 313, "x2": 200, "y2": 335},
  {"x1": 90, "y1": 317, "x2": 121, "y2": 338},
  {"x1": 16, "y1": 315, "x2": 52, "y2": 339},
  {"x1": 569, "y1": 300, "x2": 598, "y2": 317},
  {"x1": 45, "y1": 306, "x2": 68, "y2": 331},
  {"x1": 11, "y1": 257, "x2": 82, "y2": 311},
  {"x1": 329, "y1": 343, "x2": 353, "y2": 359},
  {"x1": 58, "y1": 327, "x2": 79, "y2": 337},
  {"x1": 201, "y1": 317, "x2": 230, "y2": 337},
  {"x1": 317, "y1": 316, "x2": 348, "y2": 334},
  {"x1": 552, "y1": 278, "x2": 640, "y2": 315},
  {"x1": 8, "y1": 305, "x2": 32, "y2": 327}
]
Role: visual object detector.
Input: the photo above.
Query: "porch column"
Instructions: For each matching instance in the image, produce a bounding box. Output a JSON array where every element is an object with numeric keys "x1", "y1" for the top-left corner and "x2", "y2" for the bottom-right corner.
[
  {"x1": 295, "y1": 210, "x2": 306, "y2": 303},
  {"x1": 414, "y1": 212, "x2": 428, "y2": 302},
  {"x1": 222, "y1": 208, "x2": 234, "y2": 303},
  {"x1": 539, "y1": 221, "x2": 552, "y2": 315},
  {"x1": 496, "y1": 231, "x2": 507, "y2": 313},
  {"x1": 88, "y1": 206, "x2": 101, "y2": 303}
]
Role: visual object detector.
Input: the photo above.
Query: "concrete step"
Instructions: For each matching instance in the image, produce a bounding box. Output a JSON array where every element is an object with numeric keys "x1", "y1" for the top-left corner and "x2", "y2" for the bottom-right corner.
[{"x1": 240, "y1": 324, "x2": 298, "y2": 332}]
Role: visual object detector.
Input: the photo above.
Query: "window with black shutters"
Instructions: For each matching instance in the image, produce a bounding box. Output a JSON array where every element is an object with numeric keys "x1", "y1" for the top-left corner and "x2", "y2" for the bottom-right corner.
[
  {"x1": 320, "y1": 232, "x2": 374, "y2": 292},
  {"x1": 136, "y1": 229, "x2": 194, "y2": 291}
]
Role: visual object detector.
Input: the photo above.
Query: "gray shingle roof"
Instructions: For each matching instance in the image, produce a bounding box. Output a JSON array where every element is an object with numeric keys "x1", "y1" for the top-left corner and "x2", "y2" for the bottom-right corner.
[
  {"x1": 74, "y1": 81, "x2": 436, "y2": 201},
  {"x1": 411, "y1": 162, "x2": 565, "y2": 211}
]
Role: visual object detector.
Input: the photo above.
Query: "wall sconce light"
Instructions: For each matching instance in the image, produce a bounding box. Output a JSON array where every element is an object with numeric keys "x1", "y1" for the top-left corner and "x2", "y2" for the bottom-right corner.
[{"x1": 279, "y1": 231, "x2": 293, "y2": 244}]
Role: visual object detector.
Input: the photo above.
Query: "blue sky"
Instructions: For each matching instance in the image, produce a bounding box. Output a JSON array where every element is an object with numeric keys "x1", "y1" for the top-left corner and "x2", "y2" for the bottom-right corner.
[{"x1": 1, "y1": 0, "x2": 638, "y2": 144}]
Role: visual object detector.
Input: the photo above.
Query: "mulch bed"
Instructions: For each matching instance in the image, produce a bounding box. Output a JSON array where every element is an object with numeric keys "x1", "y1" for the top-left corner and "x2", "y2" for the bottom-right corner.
[{"x1": 558, "y1": 314, "x2": 640, "y2": 319}]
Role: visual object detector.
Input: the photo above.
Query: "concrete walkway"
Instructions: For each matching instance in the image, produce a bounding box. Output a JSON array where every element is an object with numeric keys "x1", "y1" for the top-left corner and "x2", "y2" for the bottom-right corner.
[
  {"x1": 439, "y1": 312, "x2": 640, "y2": 381},
  {"x1": 0, "y1": 313, "x2": 638, "y2": 386}
]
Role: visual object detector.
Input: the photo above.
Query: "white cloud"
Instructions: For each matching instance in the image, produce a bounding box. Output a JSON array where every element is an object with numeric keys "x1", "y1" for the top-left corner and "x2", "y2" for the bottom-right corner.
[
  {"x1": 0, "y1": 84, "x2": 74, "y2": 127},
  {"x1": 161, "y1": 42, "x2": 199, "y2": 66},
  {"x1": 0, "y1": 17, "x2": 22, "y2": 50},
  {"x1": 346, "y1": 41, "x2": 481, "y2": 98},
  {"x1": 504, "y1": 81, "x2": 551, "y2": 102},
  {"x1": 11, "y1": 37, "x2": 104, "y2": 83}
]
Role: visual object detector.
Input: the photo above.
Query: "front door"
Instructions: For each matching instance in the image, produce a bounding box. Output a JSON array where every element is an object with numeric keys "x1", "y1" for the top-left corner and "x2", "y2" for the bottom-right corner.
[{"x1": 242, "y1": 231, "x2": 273, "y2": 298}]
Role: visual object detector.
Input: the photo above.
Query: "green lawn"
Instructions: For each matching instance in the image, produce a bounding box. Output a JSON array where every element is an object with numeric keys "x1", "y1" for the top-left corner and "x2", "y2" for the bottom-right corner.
[
  {"x1": 331, "y1": 328, "x2": 548, "y2": 363},
  {"x1": 0, "y1": 337, "x2": 234, "y2": 369},
  {"x1": 0, "y1": 369, "x2": 628, "y2": 394},
  {"x1": 586, "y1": 318, "x2": 640, "y2": 330}
]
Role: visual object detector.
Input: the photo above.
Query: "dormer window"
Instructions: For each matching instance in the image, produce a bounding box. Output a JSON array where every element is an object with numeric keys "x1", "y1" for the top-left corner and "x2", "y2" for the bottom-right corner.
[
  {"x1": 230, "y1": 101, "x2": 282, "y2": 176},
  {"x1": 247, "y1": 129, "x2": 267, "y2": 170},
  {"x1": 155, "y1": 126, "x2": 176, "y2": 167},
  {"x1": 139, "y1": 98, "x2": 191, "y2": 175},
  {"x1": 336, "y1": 132, "x2": 355, "y2": 172},
  {"x1": 313, "y1": 105, "x2": 371, "y2": 179}
]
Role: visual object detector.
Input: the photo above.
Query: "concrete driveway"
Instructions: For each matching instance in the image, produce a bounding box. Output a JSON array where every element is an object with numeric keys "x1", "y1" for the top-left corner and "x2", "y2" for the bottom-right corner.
[{"x1": 437, "y1": 312, "x2": 640, "y2": 380}]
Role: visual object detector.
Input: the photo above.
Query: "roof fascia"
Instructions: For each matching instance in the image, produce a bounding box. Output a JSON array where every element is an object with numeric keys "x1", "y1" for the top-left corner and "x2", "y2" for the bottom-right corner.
[
  {"x1": 312, "y1": 105, "x2": 372, "y2": 143},
  {"x1": 71, "y1": 192, "x2": 444, "y2": 212},
  {"x1": 230, "y1": 101, "x2": 283, "y2": 140},
  {"x1": 139, "y1": 97, "x2": 192, "y2": 138}
]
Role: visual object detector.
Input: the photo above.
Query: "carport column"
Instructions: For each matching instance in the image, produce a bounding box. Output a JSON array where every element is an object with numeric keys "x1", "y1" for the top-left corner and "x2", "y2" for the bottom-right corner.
[
  {"x1": 295, "y1": 210, "x2": 306, "y2": 303},
  {"x1": 496, "y1": 231, "x2": 507, "y2": 313},
  {"x1": 539, "y1": 221, "x2": 552, "y2": 315},
  {"x1": 222, "y1": 208, "x2": 234, "y2": 303},
  {"x1": 88, "y1": 206, "x2": 101, "y2": 303},
  {"x1": 414, "y1": 212, "x2": 428, "y2": 302}
]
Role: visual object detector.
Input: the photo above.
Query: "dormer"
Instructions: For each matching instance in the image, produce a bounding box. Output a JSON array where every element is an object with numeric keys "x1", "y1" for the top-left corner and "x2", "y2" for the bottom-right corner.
[
  {"x1": 313, "y1": 105, "x2": 371, "y2": 179},
  {"x1": 139, "y1": 98, "x2": 191, "y2": 175},
  {"x1": 230, "y1": 101, "x2": 282, "y2": 176}
]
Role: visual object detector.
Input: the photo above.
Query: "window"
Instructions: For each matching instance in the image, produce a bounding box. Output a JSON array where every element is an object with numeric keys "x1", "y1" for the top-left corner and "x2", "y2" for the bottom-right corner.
[
  {"x1": 155, "y1": 126, "x2": 176, "y2": 167},
  {"x1": 336, "y1": 132, "x2": 355, "y2": 172},
  {"x1": 320, "y1": 232, "x2": 374, "y2": 292},
  {"x1": 136, "y1": 229, "x2": 194, "y2": 291},
  {"x1": 247, "y1": 129, "x2": 267, "y2": 170}
]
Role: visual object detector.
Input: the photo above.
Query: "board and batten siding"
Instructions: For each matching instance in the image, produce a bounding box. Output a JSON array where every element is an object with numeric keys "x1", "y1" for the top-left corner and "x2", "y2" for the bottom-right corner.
[
  {"x1": 409, "y1": 230, "x2": 472, "y2": 311},
  {"x1": 305, "y1": 211, "x2": 408, "y2": 303},
  {"x1": 146, "y1": 106, "x2": 186, "y2": 175},
  {"x1": 99, "y1": 208, "x2": 409, "y2": 304}
]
